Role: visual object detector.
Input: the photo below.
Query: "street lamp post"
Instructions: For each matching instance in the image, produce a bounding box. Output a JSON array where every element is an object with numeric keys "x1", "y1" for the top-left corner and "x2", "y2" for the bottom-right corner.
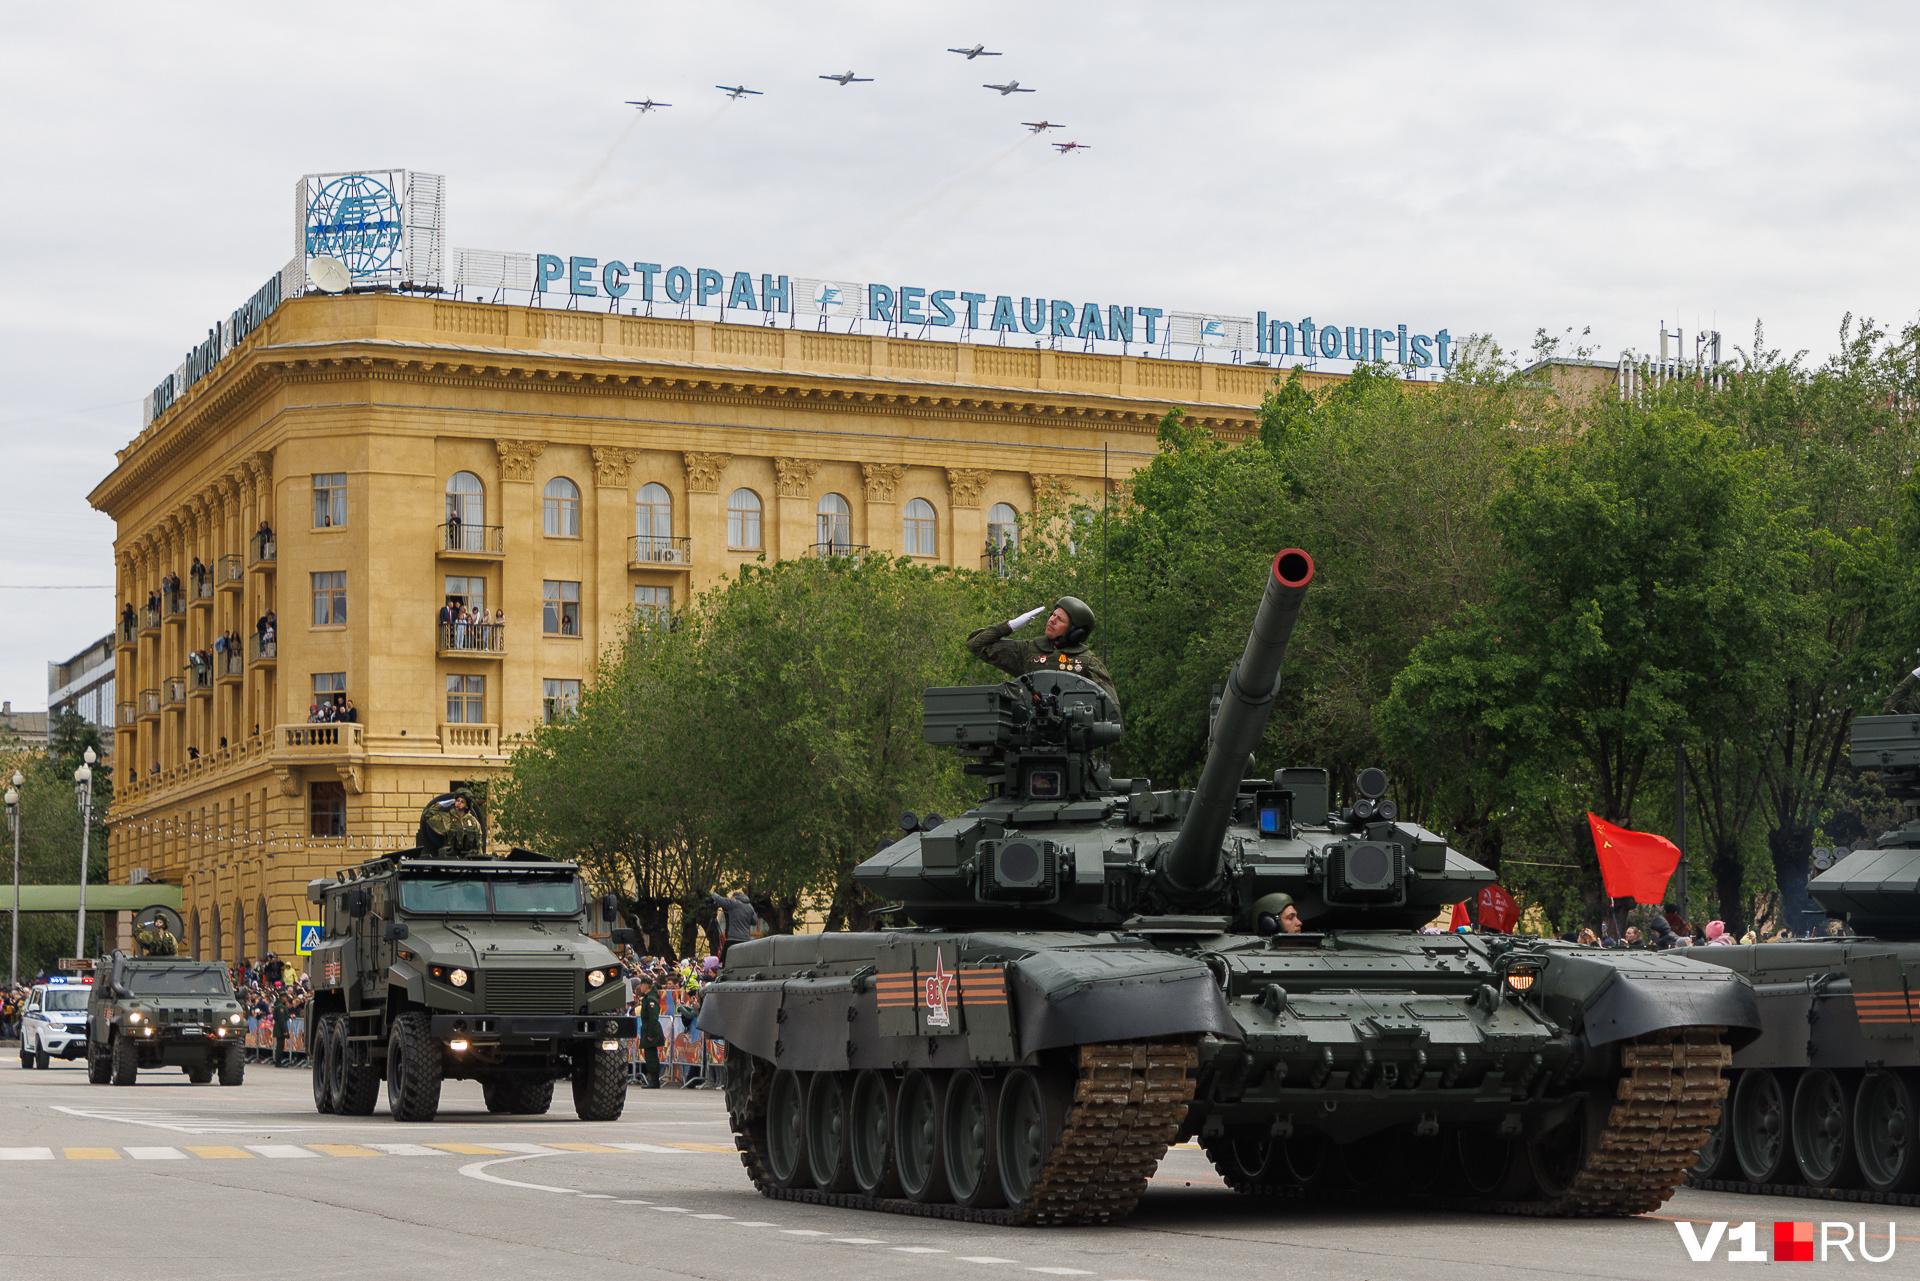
[
  {"x1": 6, "y1": 770, "x2": 21, "y2": 987},
  {"x1": 74, "y1": 748, "x2": 95, "y2": 960}
]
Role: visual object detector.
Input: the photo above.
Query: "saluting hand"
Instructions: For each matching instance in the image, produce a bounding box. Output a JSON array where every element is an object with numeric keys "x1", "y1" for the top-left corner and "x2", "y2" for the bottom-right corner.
[{"x1": 1007, "y1": 605, "x2": 1046, "y2": 630}]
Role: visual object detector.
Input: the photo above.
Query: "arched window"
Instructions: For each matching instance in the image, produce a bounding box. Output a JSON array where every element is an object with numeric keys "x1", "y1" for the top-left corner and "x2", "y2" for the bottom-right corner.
[
  {"x1": 233, "y1": 897, "x2": 247, "y2": 965},
  {"x1": 987, "y1": 503, "x2": 1019, "y2": 551},
  {"x1": 727, "y1": 488, "x2": 762, "y2": 550},
  {"x1": 210, "y1": 905, "x2": 223, "y2": 962},
  {"x1": 543, "y1": 476, "x2": 581, "y2": 537},
  {"x1": 817, "y1": 492, "x2": 851, "y2": 553},
  {"x1": 903, "y1": 498, "x2": 937, "y2": 557},
  {"x1": 635, "y1": 483, "x2": 672, "y2": 539},
  {"x1": 445, "y1": 472, "x2": 485, "y2": 551}
]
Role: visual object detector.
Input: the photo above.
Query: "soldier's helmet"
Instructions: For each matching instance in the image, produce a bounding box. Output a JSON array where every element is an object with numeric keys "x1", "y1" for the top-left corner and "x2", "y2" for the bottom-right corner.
[
  {"x1": 1251, "y1": 892, "x2": 1295, "y2": 936},
  {"x1": 1052, "y1": 596, "x2": 1096, "y2": 645}
]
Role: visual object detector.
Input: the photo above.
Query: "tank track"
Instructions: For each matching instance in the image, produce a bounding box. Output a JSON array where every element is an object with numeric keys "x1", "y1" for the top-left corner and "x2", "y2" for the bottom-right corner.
[
  {"x1": 1209, "y1": 1026, "x2": 1733, "y2": 1217},
  {"x1": 730, "y1": 1040, "x2": 1197, "y2": 1226},
  {"x1": 1685, "y1": 1177, "x2": 1920, "y2": 1208}
]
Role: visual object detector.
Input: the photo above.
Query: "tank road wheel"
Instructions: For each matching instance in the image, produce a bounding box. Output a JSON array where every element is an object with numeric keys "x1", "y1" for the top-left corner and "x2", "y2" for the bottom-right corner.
[
  {"x1": 894, "y1": 1069, "x2": 951, "y2": 1203},
  {"x1": 1691, "y1": 1095, "x2": 1735, "y2": 1180},
  {"x1": 85, "y1": 1035, "x2": 110, "y2": 1085},
  {"x1": 805, "y1": 1072, "x2": 857, "y2": 1192},
  {"x1": 848, "y1": 1070, "x2": 901, "y2": 1198},
  {"x1": 1853, "y1": 1068, "x2": 1920, "y2": 1194},
  {"x1": 1527, "y1": 1096, "x2": 1607, "y2": 1200},
  {"x1": 1455, "y1": 1129, "x2": 1529, "y2": 1199},
  {"x1": 1732, "y1": 1068, "x2": 1795, "y2": 1184},
  {"x1": 997, "y1": 1067, "x2": 1071, "y2": 1209},
  {"x1": 311, "y1": 1017, "x2": 338, "y2": 1113},
  {"x1": 765, "y1": 1069, "x2": 809, "y2": 1190},
  {"x1": 944, "y1": 1069, "x2": 1006, "y2": 1209},
  {"x1": 218, "y1": 1042, "x2": 246, "y2": 1087},
  {"x1": 387, "y1": 1012, "x2": 443, "y2": 1122},
  {"x1": 109, "y1": 1033, "x2": 138, "y2": 1086},
  {"x1": 1203, "y1": 1133, "x2": 1278, "y2": 1192},
  {"x1": 571, "y1": 1045, "x2": 626, "y2": 1122},
  {"x1": 1791, "y1": 1068, "x2": 1859, "y2": 1189}
]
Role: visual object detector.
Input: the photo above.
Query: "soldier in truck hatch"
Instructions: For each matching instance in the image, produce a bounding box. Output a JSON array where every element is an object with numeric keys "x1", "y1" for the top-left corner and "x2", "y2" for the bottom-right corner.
[
  {"x1": 967, "y1": 596, "x2": 1119, "y2": 709},
  {"x1": 416, "y1": 792, "x2": 486, "y2": 858}
]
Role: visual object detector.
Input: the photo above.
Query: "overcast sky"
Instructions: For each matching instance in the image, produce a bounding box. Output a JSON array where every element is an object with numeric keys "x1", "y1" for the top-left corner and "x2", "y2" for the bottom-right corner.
[{"x1": 2, "y1": 0, "x2": 1914, "y2": 710}]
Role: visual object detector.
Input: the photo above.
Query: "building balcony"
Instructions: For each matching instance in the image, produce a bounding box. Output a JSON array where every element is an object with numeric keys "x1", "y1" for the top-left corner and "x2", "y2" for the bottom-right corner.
[
  {"x1": 218, "y1": 554, "x2": 243, "y2": 591},
  {"x1": 217, "y1": 651, "x2": 243, "y2": 681},
  {"x1": 191, "y1": 578, "x2": 213, "y2": 607},
  {"x1": 138, "y1": 688, "x2": 161, "y2": 720},
  {"x1": 163, "y1": 590, "x2": 186, "y2": 620},
  {"x1": 981, "y1": 546, "x2": 1016, "y2": 576},
  {"x1": 628, "y1": 534, "x2": 692, "y2": 568},
  {"x1": 250, "y1": 532, "x2": 277, "y2": 566},
  {"x1": 188, "y1": 666, "x2": 213, "y2": 697},
  {"x1": 117, "y1": 700, "x2": 137, "y2": 728},
  {"x1": 141, "y1": 605, "x2": 161, "y2": 633},
  {"x1": 439, "y1": 522, "x2": 504, "y2": 559},
  {"x1": 438, "y1": 622, "x2": 506, "y2": 657},
  {"x1": 249, "y1": 634, "x2": 277, "y2": 666},
  {"x1": 438, "y1": 722, "x2": 499, "y2": 754},
  {"x1": 118, "y1": 619, "x2": 138, "y2": 649},
  {"x1": 282, "y1": 722, "x2": 365, "y2": 753},
  {"x1": 810, "y1": 540, "x2": 870, "y2": 560},
  {"x1": 164, "y1": 677, "x2": 186, "y2": 706}
]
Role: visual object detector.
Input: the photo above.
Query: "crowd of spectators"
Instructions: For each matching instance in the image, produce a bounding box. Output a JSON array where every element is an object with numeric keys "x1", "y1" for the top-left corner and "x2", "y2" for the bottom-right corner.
[
  {"x1": 438, "y1": 601, "x2": 505, "y2": 651},
  {"x1": 619, "y1": 952, "x2": 721, "y2": 1088},
  {"x1": 307, "y1": 694, "x2": 359, "y2": 724},
  {"x1": 255, "y1": 609, "x2": 277, "y2": 658}
]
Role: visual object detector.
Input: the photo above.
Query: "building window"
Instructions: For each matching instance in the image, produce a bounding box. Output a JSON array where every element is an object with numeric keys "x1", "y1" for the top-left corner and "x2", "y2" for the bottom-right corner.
[
  {"x1": 543, "y1": 476, "x2": 581, "y2": 538},
  {"x1": 987, "y1": 503, "x2": 1019, "y2": 551},
  {"x1": 727, "y1": 487, "x2": 762, "y2": 550},
  {"x1": 635, "y1": 482, "x2": 672, "y2": 539},
  {"x1": 311, "y1": 571, "x2": 347, "y2": 625},
  {"x1": 543, "y1": 580, "x2": 581, "y2": 635},
  {"x1": 903, "y1": 497, "x2": 938, "y2": 557},
  {"x1": 446, "y1": 674, "x2": 486, "y2": 724},
  {"x1": 443, "y1": 575, "x2": 486, "y2": 613},
  {"x1": 817, "y1": 492, "x2": 851, "y2": 552},
  {"x1": 634, "y1": 585, "x2": 672, "y2": 627},
  {"x1": 312, "y1": 473, "x2": 347, "y2": 528},
  {"x1": 543, "y1": 678, "x2": 582, "y2": 723},
  {"x1": 310, "y1": 781, "x2": 346, "y2": 837},
  {"x1": 446, "y1": 471, "x2": 485, "y2": 546}
]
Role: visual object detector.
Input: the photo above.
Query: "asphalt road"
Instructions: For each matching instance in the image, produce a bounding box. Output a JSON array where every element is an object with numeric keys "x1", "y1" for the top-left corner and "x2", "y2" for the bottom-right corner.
[{"x1": 1, "y1": 1053, "x2": 1907, "y2": 1279}]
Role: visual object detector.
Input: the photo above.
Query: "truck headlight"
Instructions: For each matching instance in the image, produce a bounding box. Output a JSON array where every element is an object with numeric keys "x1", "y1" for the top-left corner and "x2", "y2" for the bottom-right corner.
[
  {"x1": 128, "y1": 1012, "x2": 143, "y2": 1024},
  {"x1": 229, "y1": 1013, "x2": 243, "y2": 1024},
  {"x1": 587, "y1": 969, "x2": 607, "y2": 988},
  {"x1": 449, "y1": 968, "x2": 469, "y2": 988}
]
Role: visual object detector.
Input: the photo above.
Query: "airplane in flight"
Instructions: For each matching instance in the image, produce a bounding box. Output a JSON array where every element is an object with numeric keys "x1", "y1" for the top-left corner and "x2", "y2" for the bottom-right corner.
[
  {"x1": 948, "y1": 44, "x2": 1002, "y2": 59},
  {"x1": 1052, "y1": 140, "x2": 1092, "y2": 153},
  {"x1": 984, "y1": 81, "x2": 1034, "y2": 95},
  {"x1": 1022, "y1": 120, "x2": 1064, "y2": 133},
  {"x1": 624, "y1": 98, "x2": 672, "y2": 113},
  {"x1": 716, "y1": 84, "x2": 763, "y2": 99},
  {"x1": 819, "y1": 71, "x2": 874, "y2": 85}
]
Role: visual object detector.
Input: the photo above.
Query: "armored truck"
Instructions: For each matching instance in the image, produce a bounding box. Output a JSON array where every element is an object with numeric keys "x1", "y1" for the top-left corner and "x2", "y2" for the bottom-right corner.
[
  {"x1": 1685, "y1": 713, "x2": 1920, "y2": 1201},
  {"x1": 303, "y1": 851, "x2": 637, "y2": 1122},
  {"x1": 700, "y1": 549, "x2": 1761, "y2": 1225},
  {"x1": 86, "y1": 953, "x2": 247, "y2": 1085}
]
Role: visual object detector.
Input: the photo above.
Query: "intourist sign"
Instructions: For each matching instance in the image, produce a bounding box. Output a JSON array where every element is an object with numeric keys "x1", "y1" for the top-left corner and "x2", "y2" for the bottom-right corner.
[{"x1": 529, "y1": 252, "x2": 1457, "y2": 369}]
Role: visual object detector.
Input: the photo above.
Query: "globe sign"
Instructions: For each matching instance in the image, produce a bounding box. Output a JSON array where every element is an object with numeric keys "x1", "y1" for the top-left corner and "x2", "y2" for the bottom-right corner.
[{"x1": 305, "y1": 174, "x2": 402, "y2": 277}]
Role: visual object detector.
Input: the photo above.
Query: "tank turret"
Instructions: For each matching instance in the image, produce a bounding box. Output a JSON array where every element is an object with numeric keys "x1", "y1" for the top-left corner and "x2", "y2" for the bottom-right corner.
[{"x1": 1813, "y1": 713, "x2": 1920, "y2": 939}]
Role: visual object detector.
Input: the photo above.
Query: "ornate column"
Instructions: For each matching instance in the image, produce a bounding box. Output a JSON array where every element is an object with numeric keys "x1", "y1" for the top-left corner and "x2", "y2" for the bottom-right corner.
[
  {"x1": 774, "y1": 457, "x2": 820, "y2": 561},
  {"x1": 684, "y1": 452, "x2": 732, "y2": 583},
  {"x1": 946, "y1": 468, "x2": 989, "y2": 570},
  {"x1": 862, "y1": 463, "x2": 905, "y2": 554},
  {"x1": 590, "y1": 446, "x2": 641, "y2": 648}
]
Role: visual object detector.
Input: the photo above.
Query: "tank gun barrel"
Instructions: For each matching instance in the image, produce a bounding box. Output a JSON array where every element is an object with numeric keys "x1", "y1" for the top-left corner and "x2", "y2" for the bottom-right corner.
[{"x1": 1161, "y1": 549, "x2": 1315, "y2": 893}]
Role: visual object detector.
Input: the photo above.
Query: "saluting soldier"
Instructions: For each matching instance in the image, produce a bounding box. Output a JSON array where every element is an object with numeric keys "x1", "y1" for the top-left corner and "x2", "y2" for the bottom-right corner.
[
  {"x1": 134, "y1": 917, "x2": 179, "y2": 957},
  {"x1": 966, "y1": 596, "x2": 1119, "y2": 709},
  {"x1": 417, "y1": 792, "x2": 487, "y2": 858},
  {"x1": 1886, "y1": 663, "x2": 1920, "y2": 714}
]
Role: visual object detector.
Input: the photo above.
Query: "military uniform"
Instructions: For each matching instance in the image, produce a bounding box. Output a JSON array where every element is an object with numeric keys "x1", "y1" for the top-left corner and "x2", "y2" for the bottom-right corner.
[
  {"x1": 135, "y1": 926, "x2": 178, "y2": 957},
  {"x1": 1886, "y1": 666, "x2": 1920, "y2": 714},
  {"x1": 637, "y1": 986, "x2": 665, "y2": 1086},
  {"x1": 966, "y1": 622, "x2": 1119, "y2": 708},
  {"x1": 417, "y1": 795, "x2": 487, "y2": 858}
]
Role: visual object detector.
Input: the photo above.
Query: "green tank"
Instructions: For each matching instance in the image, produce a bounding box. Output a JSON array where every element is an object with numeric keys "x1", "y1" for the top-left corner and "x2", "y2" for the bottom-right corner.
[
  {"x1": 699, "y1": 550, "x2": 1761, "y2": 1224},
  {"x1": 1684, "y1": 713, "x2": 1920, "y2": 1201}
]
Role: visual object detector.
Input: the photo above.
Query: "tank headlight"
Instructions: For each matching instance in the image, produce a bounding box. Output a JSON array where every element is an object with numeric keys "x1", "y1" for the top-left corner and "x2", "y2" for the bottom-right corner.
[
  {"x1": 1353, "y1": 797, "x2": 1377, "y2": 820},
  {"x1": 1505, "y1": 966, "x2": 1539, "y2": 993},
  {"x1": 587, "y1": 969, "x2": 607, "y2": 988},
  {"x1": 449, "y1": 968, "x2": 469, "y2": 988}
]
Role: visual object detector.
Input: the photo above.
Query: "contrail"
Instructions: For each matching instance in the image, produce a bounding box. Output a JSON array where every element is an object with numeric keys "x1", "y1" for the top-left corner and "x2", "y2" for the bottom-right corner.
[
  {"x1": 576, "y1": 102, "x2": 732, "y2": 221},
  {"x1": 826, "y1": 137, "x2": 1036, "y2": 278},
  {"x1": 513, "y1": 113, "x2": 644, "y2": 239}
]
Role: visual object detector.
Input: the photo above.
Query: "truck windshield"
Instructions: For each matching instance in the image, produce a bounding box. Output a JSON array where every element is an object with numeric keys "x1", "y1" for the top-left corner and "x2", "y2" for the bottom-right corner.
[
  {"x1": 399, "y1": 876, "x2": 580, "y2": 915},
  {"x1": 43, "y1": 990, "x2": 89, "y2": 1011},
  {"x1": 127, "y1": 967, "x2": 230, "y2": 996}
]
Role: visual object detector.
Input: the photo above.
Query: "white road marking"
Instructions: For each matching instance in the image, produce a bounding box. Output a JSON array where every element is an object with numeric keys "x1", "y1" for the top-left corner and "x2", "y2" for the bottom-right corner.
[
  {"x1": 614, "y1": 1199, "x2": 654, "y2": 1205},
  {"x1": 456, "y1": 1152, "x2": 579, "y2": 1194},
  {"x1": 247, "y1": 1145, "x2": 319, "y2": 1159},
  {"x1": 833, "y1": 1238, "x2": 886, "y2": 1244},
  {"x1": 1028, "y1": 1270, "x2": 1094, "y2": 1276},
  {"x1": 126, "y1": 1147, "x2": 186, "y2": 1160},
  {"x1": 0, "y1": 1148, "x2": 53, "y2": 1160},
  {"x1": 894, "y1": 1247, "x2": 949, "y2": 1253},
  {"x1": 366, "y1": 1143, "x2": 448, "y2": 1156},
  {"x1": 653, "y1": 1207, "x2": 689, "y2": 1213},
  {"x1": 731, "y1": 1222, "x2": 776, "y2": 1227},
  {"x1": 691, "y1": 1213, "x2": 733, "y2": 1219},
  {"x1": 486, "y1": 1142, "x2": 558, "y2": 1153},
  {"x1": 783, "y1": 1230, "x2": 829, "y2": 1236},
  {"x1": 580, "y1": 1194, "x2": 614, "y2": 1199},
  {"x1": 606, "y1": 1142, "x2": 692, "y2": 1154},
  {"x1": 50, "y1": 1106, "x2": 321, "y2": 1134},
  {"x1": 959, "y1": 1259, "x2": 1018, "y2": 1265}
]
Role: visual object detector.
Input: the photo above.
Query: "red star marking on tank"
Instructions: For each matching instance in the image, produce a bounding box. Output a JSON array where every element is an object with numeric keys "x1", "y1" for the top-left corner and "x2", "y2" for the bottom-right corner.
[{"x1": 924, "y1": 950, "x2": 955, "y2": 1028}]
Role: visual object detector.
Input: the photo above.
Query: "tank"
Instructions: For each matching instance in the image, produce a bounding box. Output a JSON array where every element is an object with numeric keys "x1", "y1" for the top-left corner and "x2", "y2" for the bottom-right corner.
[
  {"x1": 700, "y1": 549, "x2": 1761, "y2": 1225},
  {"x1": 1684, "y1": 713, "x2": 1920, "y2": 1203}
]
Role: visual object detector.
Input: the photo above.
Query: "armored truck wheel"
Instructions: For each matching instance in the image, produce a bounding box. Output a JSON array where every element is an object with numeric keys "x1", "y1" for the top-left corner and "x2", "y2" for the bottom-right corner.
[
  {"x1": 85, "y1": 1037, "x2": 110, "y2": 1085},
  {"x1": 387, "y1": 1012, "x2": 442, "y2": 1122},
  {"x1": 1791, "y1": 1068, "x2": 1859, "y2": 1188},
  {"x1": 483, "y1": 1079, "x2": 555, "y2": 1115},
  {"x1": 1732, "y1": 1068, "x2": 1795, "y2": 1183},
  {"x1": 109, "y1": 1034, "x2": 137, "y2": 1086},
  {"x1": 572, "y1": 1044, "x2": 626, "y2": 1121},
  {"x1": 187, "y1": 1065, "x2": 213, "y2": 1085},
  {"x1": 944, "y1": 1070, "x2": 1006, "y2": 1208},
  {"x1": 1854, "y1": 1069, "x2": 1920, "y2": 1194},
  {"x1": 848, "y1": 1071, "x2": 901, "y2": 1198},
  {"x1": 894, "y1": 1069, "x2": 950, "y2": 1203},
  {"x1": 218, "y1": 1043, "x2": 245, "y2": 1086},
  {"x1": 806, "y1": 1072, "x2": 857, "y2": 1192},
  {"x1": 335, "y1": 1034, "x2": 379, "y2": 1114},
  {"x1": 311, "y1": 1018, "x2": 338, "y2": 1113}
]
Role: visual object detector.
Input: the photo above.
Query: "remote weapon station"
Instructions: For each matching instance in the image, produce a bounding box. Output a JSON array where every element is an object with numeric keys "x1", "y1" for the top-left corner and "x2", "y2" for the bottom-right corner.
[{"x1": 700, "y1": 550, "x2": 1761, "y2": 1224}]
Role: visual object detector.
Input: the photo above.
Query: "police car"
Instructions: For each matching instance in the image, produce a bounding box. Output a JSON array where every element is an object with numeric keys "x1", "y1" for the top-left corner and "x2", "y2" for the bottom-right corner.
[{"x1": 19, "y1": 976, "x2": 93, "y2": 1069}]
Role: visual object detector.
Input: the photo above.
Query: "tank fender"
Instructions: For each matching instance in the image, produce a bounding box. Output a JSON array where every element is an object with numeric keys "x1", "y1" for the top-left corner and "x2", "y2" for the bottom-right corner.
[
  {"x1": 387, "y1": 959, "x2": 426, "y2": 1006},
  {"x1": 1010, "y1": 948, "x2": 1240, "y2": 1053},
  {"x1": 1543, "y1": 952, "x2": 1761, "y2": 1049},
  {"x1": 697, "y1": 976, "x2": 860, "y2": 1073}
]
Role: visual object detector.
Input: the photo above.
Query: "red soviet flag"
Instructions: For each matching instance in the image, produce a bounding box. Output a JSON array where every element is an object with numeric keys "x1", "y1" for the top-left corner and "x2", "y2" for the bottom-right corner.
[
  {"x1": 1587, "y1": 813, "x2": 1682, "y2": 903},
  {"x1": 1449, "y1": 884, "x2": 1519, "y2": 933}
]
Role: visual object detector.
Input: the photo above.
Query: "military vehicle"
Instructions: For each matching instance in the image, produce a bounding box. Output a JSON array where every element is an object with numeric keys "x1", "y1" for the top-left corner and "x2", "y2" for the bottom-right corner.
[
  {"x1": 85, "y1": 952, "x2": 247, "y2": 1086},
  {"x1": 303, "y1": 851, "x2": 638, "y2": 1122},
  {"x1": 700, "y1": 549, "x2": 1761, "y2": 1225},
  {"x1": 1685, "y1": 712, "x2": 1920, "y2": 1202}
]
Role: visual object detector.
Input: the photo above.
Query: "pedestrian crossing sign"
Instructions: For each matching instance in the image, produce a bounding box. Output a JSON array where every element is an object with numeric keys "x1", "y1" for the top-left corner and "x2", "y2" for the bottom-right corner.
[{"x1": 296, "y1": 922, "x2": 321, "y2": 955}]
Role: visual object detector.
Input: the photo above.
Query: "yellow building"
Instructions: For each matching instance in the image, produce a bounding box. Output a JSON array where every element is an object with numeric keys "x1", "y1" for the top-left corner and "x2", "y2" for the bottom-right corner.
[{"x1": 91, "y1": 291, "x2": 1363, "y2": 962}]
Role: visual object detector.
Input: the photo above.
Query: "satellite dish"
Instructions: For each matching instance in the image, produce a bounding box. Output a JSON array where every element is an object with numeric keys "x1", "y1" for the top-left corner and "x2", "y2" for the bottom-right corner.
[{"x1": 308, "y1": 256, "x2": 352, "y2": 294}]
